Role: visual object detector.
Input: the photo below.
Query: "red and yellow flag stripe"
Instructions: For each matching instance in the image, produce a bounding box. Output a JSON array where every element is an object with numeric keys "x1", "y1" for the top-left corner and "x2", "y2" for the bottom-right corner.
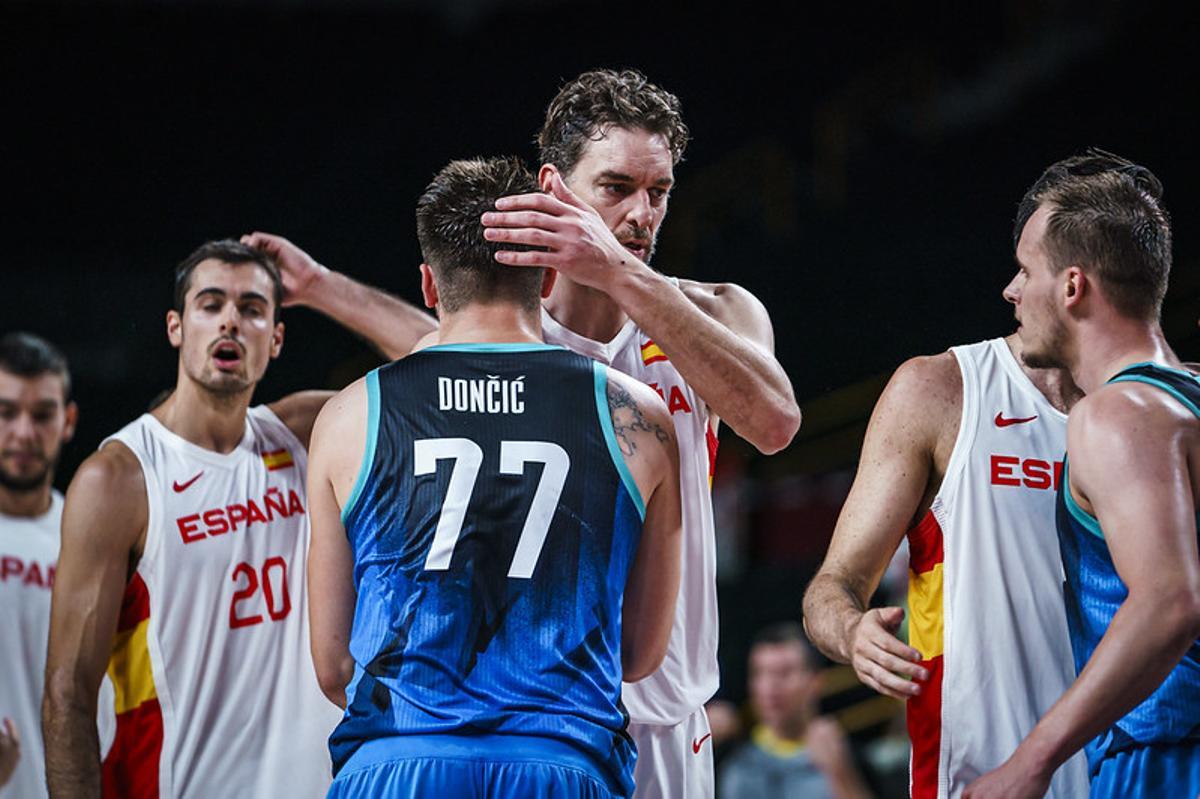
[
  {"x1": 906, "y1": 509, "x2": 944, "y2": 799},
  {"x1": 102, "y1": 573, "x2": 162, "y2": 798},
  {"x1": 640, "y1": 340, "x2": 668, "y2": 366},
  {"x1": 261, "y1": 448, "x2": 294, "y2": 471}
]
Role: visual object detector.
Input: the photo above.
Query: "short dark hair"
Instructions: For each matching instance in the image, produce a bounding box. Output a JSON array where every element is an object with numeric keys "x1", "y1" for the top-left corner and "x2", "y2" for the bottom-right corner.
[
  {"x1": 174, "y1": 240, "x2": 284, "y2": 322},
  {"x1": 537, "y1": 69, "x2": 690, "y2": 177},
  {"x1": 0, "y1": 332, "x2": 72, "y2": 401},
  {"x1": 751, "y1": 621, "x2": 819, "y2": 670},
  {"x1": 1014, "y1": 148, "x2": 1171, "y2": 320},
  {"x1": 415, "y1": 156, "x2": 544, "y2": 313}
]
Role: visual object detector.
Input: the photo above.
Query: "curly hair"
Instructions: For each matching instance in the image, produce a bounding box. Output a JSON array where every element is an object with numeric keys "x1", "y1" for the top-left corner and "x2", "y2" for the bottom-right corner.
[
  {"x1": 537, "y1": 69, "x2": 690, "y2": 176},
  {"x1": 1014, "y1": 148, "x2": 1171, "y2": 321}
]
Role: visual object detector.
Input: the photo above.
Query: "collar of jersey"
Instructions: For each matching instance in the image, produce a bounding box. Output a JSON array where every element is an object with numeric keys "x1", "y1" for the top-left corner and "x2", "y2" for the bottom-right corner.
[{"x1": 421, "y1": 343, "x2": 567, "y2": 353}]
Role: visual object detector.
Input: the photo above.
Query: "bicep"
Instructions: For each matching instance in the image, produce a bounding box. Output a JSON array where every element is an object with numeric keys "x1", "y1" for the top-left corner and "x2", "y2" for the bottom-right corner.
[
  {"x1": 688, "y1": 282, "x2": 776, "y2": 353},
  {"x1": 306, "y1": 423, "x2": 357, "y2": 671},
  {"x1": 820, "y1": 365, "x2": 944, "y2": 588},
  {"x1": 47, "y1": 456, "x2": 144, "y2": 702}
]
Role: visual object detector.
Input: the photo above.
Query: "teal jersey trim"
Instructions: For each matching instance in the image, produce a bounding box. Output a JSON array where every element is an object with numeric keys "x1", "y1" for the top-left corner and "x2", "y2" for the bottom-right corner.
[
  {"x1": 421, "y1": 343, "x2": 566, "y2": 353},
  {"x1": 341, "y1": 368, "x2": 381, "y2": 525},
  {"x1": 1062, "y1": 460, "x2": 1106, "y2": 541},
  {"x1": 592, "y1": 361, "x2": 647, "y2": 521},
  {"x1": 1110, "y1": 374, "x2": 1200, "y2": 419}
]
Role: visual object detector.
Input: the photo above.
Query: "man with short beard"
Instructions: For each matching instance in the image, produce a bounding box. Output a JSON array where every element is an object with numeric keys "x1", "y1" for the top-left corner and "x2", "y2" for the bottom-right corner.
[
  {"x1": 42, "y1": 240, "x2": 403, "y2": 798},
  {"x1": 0, "y1": 332, "x2": 77, "y2": 798},
  {"x1": 966, "y1": 152, "x2": 1200, "y2": 798}
]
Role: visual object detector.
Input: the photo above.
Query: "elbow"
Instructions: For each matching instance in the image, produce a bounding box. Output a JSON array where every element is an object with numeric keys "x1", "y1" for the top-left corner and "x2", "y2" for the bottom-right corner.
[
  {"x1": 752, "y1": 402, "x2": 801, "y2": 455},
  {"x1": 315, "y1": 656, "x2": 354, "y2": 708}
]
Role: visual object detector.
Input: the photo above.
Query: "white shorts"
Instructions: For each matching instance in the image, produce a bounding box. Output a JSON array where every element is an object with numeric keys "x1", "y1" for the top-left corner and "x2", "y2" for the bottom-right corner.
[{"x1": 629, "y1": 706, "x2": 714, "y2": 799}]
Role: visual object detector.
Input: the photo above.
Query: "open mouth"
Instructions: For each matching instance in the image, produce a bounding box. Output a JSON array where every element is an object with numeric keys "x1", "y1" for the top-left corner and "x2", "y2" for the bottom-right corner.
[
  {"x1": 211, "y1": 340, "x2": 243, "y2": 370},
  {"x1": 622, "y1": 241, "x2": 649, "y2": 260}
]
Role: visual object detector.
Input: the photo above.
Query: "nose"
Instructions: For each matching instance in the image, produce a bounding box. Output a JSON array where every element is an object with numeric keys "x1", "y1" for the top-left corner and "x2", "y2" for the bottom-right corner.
[
  {"x1": 218, "y1": 303, "x2": 241, "y2": 335},
  {"x1": 626, "y1": 191, "x2": 654, "y2": 232},
  {"x1": 9, "y1": 411, "x2": 37, "y2": 442},
  {"x1": 1002, "y1": 273, "x2": 1021, "y2": 306}
]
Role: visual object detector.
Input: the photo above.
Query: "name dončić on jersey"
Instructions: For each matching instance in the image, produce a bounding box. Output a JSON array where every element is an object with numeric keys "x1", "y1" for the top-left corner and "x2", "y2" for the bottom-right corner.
[{"x1": 438, "y1": 374, "x2": 526, "y2": 415}]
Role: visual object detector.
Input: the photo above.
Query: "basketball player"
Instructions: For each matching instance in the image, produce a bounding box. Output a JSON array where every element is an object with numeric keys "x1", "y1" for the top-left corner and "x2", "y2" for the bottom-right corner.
[
  {"x1": 248, "y1": 68, "x2": 801, "y2": 798},
  {"x1": 0, "y1": 333, "x2": 76, "y2": 798},
  {"x1": 800, "y1": 161, "x2": 1141, "y2": 798},
  {"x1": 965, "y1": 154, "x2": 1200, "y2": 798},
  {"x1": 306, "y1": 156, "x2": 682, "y2": 798},
  {"x1": 41, "y1": 240, "x2": 398, "y2": 798}
]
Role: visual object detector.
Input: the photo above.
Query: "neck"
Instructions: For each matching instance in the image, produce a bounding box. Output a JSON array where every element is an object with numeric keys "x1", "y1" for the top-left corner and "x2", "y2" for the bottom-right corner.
[
  {"x1": 435, "y1": 302, "x2": 544, "y2": 345},
  {"x1": 1070, "y1": 316, "x2": 1177, "y2": 394},
  {"x1": 1005, "y1": 334, "x2": 1084, "y2": 413},
  {"x1": 543, "y1": 276, "x2": 628, "y2": 343},
  {"x1": 767, "y1": 709, "x2": 814, "y2": 743},
  {"x1": 0, "y1": 481, "x2": 53, "y2": 517},
  {"x1": 154, "y1": 370, "x2": 253, "y2": 454}
]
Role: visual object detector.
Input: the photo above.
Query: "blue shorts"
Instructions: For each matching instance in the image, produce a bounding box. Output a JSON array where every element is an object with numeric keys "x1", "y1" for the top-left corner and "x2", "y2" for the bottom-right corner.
[
  {"x1": 327, "y1": 734, "x2": 627, "y2": 799},
  {"x1": 1090, "y1": 740, "x2": 1200, "y2": 799}
]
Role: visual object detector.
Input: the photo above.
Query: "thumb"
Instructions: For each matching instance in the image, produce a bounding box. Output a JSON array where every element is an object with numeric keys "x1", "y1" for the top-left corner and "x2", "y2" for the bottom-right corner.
[
  {"x1": 548, "y1": 170, "x2": 586, "y2": 209},
  {"x1": 877, "y1": 606, "x2": 905, "y2": 631}
]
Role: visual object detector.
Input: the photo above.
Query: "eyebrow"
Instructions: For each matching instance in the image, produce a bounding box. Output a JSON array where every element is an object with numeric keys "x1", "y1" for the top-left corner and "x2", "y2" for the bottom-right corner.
[
  {"x1": 595, "y1": 170, "x2": 673, "y2": 188},
  {"x1": 0, "y1": 398, "x2": 60, "y2": 410},
  {"x1": 193, "y1": 288, "x2": 271, "y2": 305}
]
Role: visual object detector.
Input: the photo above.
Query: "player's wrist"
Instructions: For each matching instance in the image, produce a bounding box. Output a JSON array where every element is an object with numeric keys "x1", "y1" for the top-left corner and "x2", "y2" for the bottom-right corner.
[{"x1": 608, "y1": 257, "x2": 664, "y2": 315}]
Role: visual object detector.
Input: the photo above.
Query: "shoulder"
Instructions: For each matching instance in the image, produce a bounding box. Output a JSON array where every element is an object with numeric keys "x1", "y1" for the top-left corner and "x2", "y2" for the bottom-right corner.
[
  {"x1": 876, "y1": 352, "x2": 962, "y2": 421},
  {"x1": 310, "y1": 378, "x2": 370, "y2": 454},
  {"x1": 1068, "y1": 379, "x2": 1193, "y2": 451},
  {"x1": 606, "y1": 368, "x2": 672, "y2": 427},
  {"x1": 73, "y1": 440, "x2": 146, "y2": 500},
  {"x1": 678, "y1": 279, "x2": 771, "y2": 333},
  {"x1": 266, "y1": 390, "x2": 336, "y2": 449}
]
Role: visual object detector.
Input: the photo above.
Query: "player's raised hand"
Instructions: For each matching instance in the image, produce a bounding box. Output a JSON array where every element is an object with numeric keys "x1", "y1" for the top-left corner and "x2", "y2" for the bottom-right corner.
[
  {"x1": 0, "y1": 717, "x2": 20, "y2": 788},
  {"x1": 481, "y1": 168, "x2": 646, "y2": 293},
  {"x1": 849, "y1": 606, "x2": 928, "y2": 700},
  {"x1": 240, "y1": 231, "x2": 329, "y2": 308}
]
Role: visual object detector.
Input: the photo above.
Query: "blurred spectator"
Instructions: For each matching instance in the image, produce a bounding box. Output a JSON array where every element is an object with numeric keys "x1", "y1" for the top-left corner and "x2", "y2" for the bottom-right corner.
[{"x1": 719, "y1": 623, "x2": 871, "y2": 799}]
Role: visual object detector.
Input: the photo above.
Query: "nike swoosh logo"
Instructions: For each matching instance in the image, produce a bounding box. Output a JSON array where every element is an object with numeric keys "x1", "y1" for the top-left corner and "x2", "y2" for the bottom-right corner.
[
  {"x1": 995, "y1": 412, "x2": 1038, "y2": 427},
  {"x1": 173, "y1": 472, "x2": 204, "y2": 492},
  {"x1": 692, "y1": 733, "x2": 712, "y2": 754}
]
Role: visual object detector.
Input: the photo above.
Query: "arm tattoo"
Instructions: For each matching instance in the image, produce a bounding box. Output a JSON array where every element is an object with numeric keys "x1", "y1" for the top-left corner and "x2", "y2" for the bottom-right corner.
[{"x1": 607, "y1": 381, "x2": 670, "y2": 457}]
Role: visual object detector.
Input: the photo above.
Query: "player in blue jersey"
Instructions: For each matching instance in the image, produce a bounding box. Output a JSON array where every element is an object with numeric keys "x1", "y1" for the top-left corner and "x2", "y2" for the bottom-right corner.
[
  {"x1": 305, "y1": 156, "x2": 683, "y2": 799},
  {"x1": 965, "y1": 150, "x2": 1200, "y2": 798}
]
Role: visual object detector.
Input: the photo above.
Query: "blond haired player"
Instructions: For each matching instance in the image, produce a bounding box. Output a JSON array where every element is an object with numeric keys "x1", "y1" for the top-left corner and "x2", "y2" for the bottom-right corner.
[{"x1": 42, "y1": 240, "x2": 413, "y2": 798}]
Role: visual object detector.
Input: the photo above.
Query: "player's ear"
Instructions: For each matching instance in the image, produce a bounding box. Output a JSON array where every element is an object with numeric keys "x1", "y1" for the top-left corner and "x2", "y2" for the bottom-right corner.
[
  {"x1": 270, "y1": 321, "x2": 285, "y2": 360},
  {"x1": 62, "y1": 400, "x2": 78, "y2": 443},
  {"x1": 539, "y1": 267, "x2": 557, "y2": 299},
  {"x1": 1063, "y1": 266, "x2": 1086, "y2": 309},
  {"x1": 538, "y1": 164, "x2": 560, "y2": 193},
  {"x1": 166, "y1": 309, "x2": 183, "y2": 349},
  {"x1": 420, "y1": 263, "x2": 439, "y2": 310}
]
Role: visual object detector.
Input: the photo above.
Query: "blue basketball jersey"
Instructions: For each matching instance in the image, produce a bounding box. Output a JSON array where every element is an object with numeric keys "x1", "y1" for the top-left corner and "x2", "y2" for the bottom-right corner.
[
  {"x1": 1057, "y1": 361, "x2": 1200, "y2": 775},
  {"x1": 331, "y1": 343, "x2": 644, "y2": 796}
]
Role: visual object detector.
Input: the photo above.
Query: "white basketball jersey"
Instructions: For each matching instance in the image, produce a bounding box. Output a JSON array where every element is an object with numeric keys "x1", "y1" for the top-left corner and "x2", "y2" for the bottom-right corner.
[
  {"x1": 0, "y1": 491, "x2": 62, "y2": 799},
  {"x1": 98, "y1": 407, "x2": 341, "y2": 798},
  {"x1": 905, "y1": 338, "x2": 1088, "y2": 798},
  {"x1": 542, "y1": 307, "x2": 720, "y2": 725}
]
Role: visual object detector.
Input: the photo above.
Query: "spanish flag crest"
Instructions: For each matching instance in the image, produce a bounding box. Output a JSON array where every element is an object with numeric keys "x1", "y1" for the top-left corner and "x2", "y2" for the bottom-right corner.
[
  {"x1": 640, "y1": 339, "x2": 668, "y2": 366},
  {"x1": 261, "y1": 448, "x2": 295, "y2": 471}
]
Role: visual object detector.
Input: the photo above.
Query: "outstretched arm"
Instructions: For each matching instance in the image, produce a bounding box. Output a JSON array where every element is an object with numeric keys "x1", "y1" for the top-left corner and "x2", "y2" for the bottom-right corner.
[
  {"x1": 802, "y1": 354, "x2": 957, "y2": 699},
  {"x1": 305, "y1": 381, "x2": 366, "y2": 708},
  {"x1": 482, "y1": 171, "x2": 800, "y2": 454},
  {"x1": 242, "y1": 232, "x2": 437, "y2": 360},
  {"x1": 44, "y1": 445, "x2": 147, "y2": 799},
  {"x1": 966, "y1": 389, "x2": 1200, "y2": 799}
]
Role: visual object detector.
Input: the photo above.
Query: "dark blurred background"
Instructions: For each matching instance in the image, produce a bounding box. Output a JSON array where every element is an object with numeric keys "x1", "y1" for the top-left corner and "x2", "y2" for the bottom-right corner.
[{"x1": 4, "y1": 0, "x2": 1198, "y2": 785}]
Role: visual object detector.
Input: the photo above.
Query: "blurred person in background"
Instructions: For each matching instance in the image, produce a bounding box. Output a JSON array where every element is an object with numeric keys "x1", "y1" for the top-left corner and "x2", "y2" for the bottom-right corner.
[
  {"x1": 719, "y1": 623, "x2": 870, "y2": 799},
  {"x1": 0, "y1": 332, "x2": 76, "y2": 799}
]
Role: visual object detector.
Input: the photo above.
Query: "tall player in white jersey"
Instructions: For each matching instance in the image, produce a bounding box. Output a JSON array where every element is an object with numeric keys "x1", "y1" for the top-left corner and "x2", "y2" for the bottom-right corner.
[
  {"x1": 42, "y1": 240, "x2": 419, "y2": 799},
  {"x1": 802, "y1": 330, "x2": 1090, "y2": 796},
  {"x1": 243, "y1": 69, "x2": 802, "y2": 798},
  {"x1": 0, "y1": 333, "x2": 77, "y2": 798}
]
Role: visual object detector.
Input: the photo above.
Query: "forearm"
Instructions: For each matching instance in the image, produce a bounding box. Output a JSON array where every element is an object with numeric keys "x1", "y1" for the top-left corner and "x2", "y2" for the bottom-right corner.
[
  {"x1": 610, "y1": 265, "x2": 799, "y2": 453},
  {"x1": 43, "y1": 691, "x2": 101, "y2": 798},
  {"x1": 303, "y1": 267, "x2": 436, "y2": 360},
  {"x1": 803, "y1": 572, "x2": 868, "y2": 663},
  {"x1": 1016, "y1": 592, "x2": 1198, "y2": 775}
]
